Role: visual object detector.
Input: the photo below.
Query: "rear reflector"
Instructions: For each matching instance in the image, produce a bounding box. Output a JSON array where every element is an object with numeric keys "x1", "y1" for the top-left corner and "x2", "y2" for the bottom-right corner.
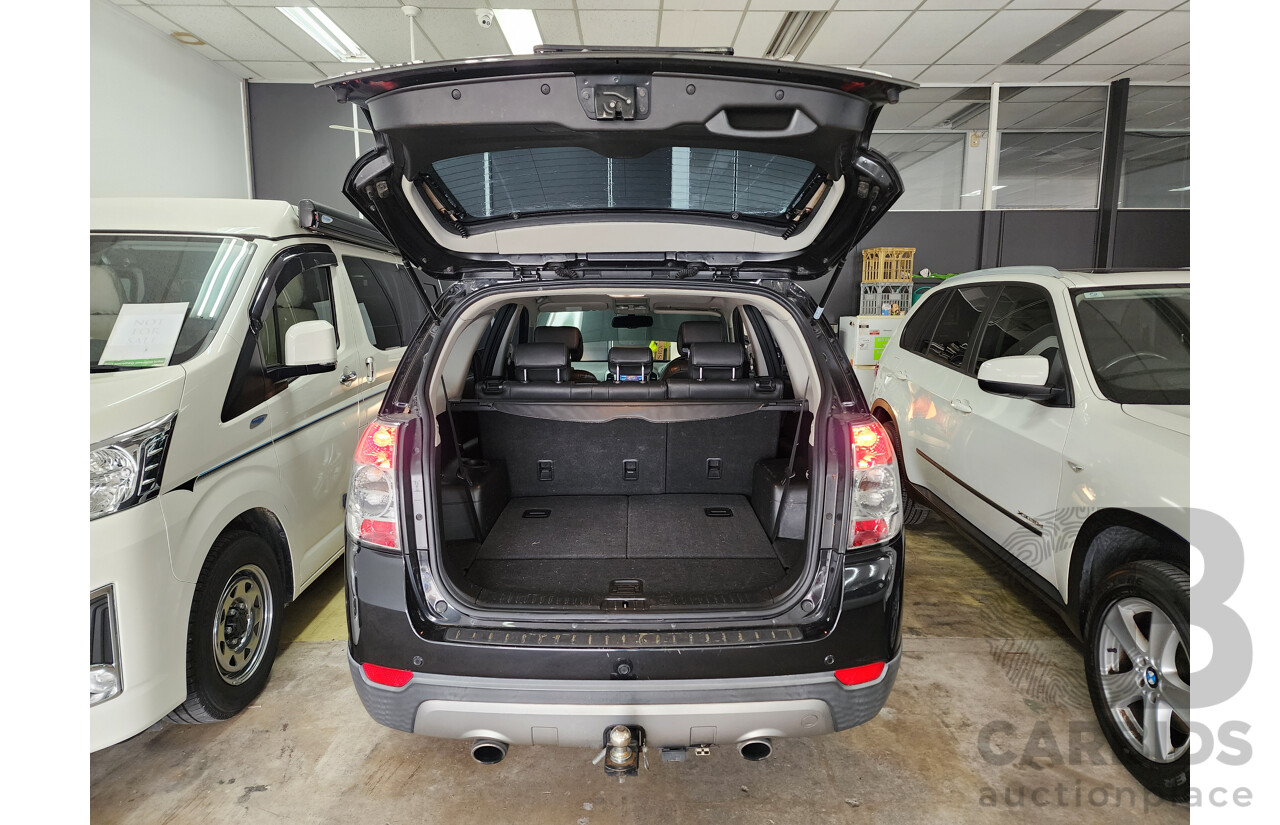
[
  {"x1": 362, "y1": 662, "x2": 414, "y2": 687},
  {"x1": 834, "y1": 661, "x2": 886, "y2": 686}
]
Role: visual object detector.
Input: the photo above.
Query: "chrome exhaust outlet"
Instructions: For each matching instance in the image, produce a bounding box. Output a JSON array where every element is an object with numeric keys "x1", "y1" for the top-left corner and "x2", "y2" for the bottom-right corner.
[
  {"x1": 471, "y1": 739, "x2": 509, "y2": 764},
  {"x1": 738, "y1": 738, "x2": 773, "y2": 761}
]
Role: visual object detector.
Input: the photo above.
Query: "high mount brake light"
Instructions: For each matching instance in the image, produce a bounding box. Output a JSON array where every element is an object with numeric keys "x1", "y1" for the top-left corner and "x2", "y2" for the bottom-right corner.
[
  {"x1": 347, "y1": 420, "x2": 402, "y2": 550},
  {"x1": 845, "y1": 417, "x2": 901, "y2": 548}
]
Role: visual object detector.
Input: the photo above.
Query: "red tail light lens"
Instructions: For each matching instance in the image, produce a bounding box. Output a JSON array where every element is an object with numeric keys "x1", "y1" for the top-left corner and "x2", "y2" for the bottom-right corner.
[
  {"x1": 845, "y1": 417, "x2": 901, "y2": 548},
  {"x1": 362, "y1": 662, "x2": 413, "y2": 687},
  {"x1": 834, "y1": 661, "x2": 886, "y2": 686},
  {"x1": 348, "y1": 420, "x2": 402, "y2": 550}
]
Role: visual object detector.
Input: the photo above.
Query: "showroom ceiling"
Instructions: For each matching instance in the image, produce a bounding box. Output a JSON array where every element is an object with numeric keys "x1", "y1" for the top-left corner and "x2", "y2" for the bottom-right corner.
[{"x1": 107, "y1": 0, "x2": 1189, "y2": 86}]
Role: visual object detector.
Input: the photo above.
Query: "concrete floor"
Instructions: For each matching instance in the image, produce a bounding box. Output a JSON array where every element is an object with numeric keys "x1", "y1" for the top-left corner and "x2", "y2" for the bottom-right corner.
[{"x1": 90, "y1": 519, "x2": 1189, "y2": 824}]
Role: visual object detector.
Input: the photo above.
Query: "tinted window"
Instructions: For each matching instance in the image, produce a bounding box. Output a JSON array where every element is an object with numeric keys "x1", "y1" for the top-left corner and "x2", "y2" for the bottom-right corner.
[
  {"x1": 975, "y1": 285, "x2": 1058, "y2": 370},
  {"x1": 924, "y1": 285, "x2": 994, "y2": 369},
  {"x1": 898, "y1": 291, "x2": 947, "y2": 355},
  {"x1": 343, "y1": 257, "x2": 429, "y2": 350},
  {"x1": 432, "y1": 147, "x2": 817, "y2": 224},
  {"x1": 1074, "y1": 286, "x2": 1189, "y2": 405},
  {"x1": 260, "y1": 267, "x2": 336, "y2": 368}
]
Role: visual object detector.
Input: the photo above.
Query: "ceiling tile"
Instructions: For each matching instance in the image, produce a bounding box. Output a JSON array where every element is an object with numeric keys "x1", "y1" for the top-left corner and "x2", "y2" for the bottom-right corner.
[
  {"x1": 145, "y1": 1, "x2": 233, "y2": 5},
  {"x1": 916, "y1": 64, "x2": 998, "y2": 83},
  {"x1": 1077, "y1": 11, "x2": 1188, "y2": 64},
  {"x1": 919, "y1": 0, "x2": 1004, "y2": 8},
  {"x1": 156, "y1": 6, "x2": 302, "y2": 61},
  {"x1": 121, "y1": 5, "x2": 179, "y2": 36},
  {"x1": 216, "y1": 60, "x2": 255, "y2": 79},
  {"x1": 417, "y1": 9, "x2": 512, "y2": 59},
  {"x1": 942, "y1": 9, "x2": 1078, "y2": 65},
  {"x1": 490, "y1": 0, "x2": 579, "y2": 8},
  {"x1": 1152, "y1": 43, "x2": 1189, "y2": 63},
  {"x1": 241, "y1": 61, "x2": 324, "y2": 83},
  {"x1": 578, "y1": 11, "x2": 659, "y2": 47},
  {"x1": 1092, "y1": 0, "x2": 1185, "y2": 8},
  {"x1": 731, "y1": 11, "x2": 786, "y2": 58},
  {"x1": 801, "y1": 11, "x2": 911, "y2": 66},
  {"x1": 576, "y1": 0, "x2": 661, "y2": 9},
  {"x1": 869, "y1": 10, "x2": 995, "y2": 64},
  {"x1": 978, "y1": 64, "x2": 1066, "y2": 83},
  {"x1": 749, "y1": 1, "x2": 833, "y2": 10},
  {"x1": 533, "y1": 10, "x2": 581, "y2": 45},
  {"x1": 834, "y1": 0, "x2": 924, "y2": 8},
  {"x1": 862, "y1": 64, "x2": 927, "y2": 80},
  {"x1": 664, "y1": 0, "x2": 747, "y2": 9},
  {"x1": 311, "y1": 1, "x2": 404, "y2": 7},
  {"x1": 660, "y1": 11, "x2": 744, "y2": 48},
  {"x1": 1047, "y1": 10, "x2": 1158, "y2": 64},
  {"x1": 1005, "y1": 0, "x2": 1095, "y2": 7},
  {"x1": 1118, "y1": 64, "x2": 1190, "y2": 82},
  {"x1": 320, "y1": 6, "x2": 446, "y2": 62},
  {"x1": 238, "y1": 7, "x2": 336, "y2": 63},
  {"x1": 185, "y1": 43, "x2": 233, "y2": 62},
  {"x1": 1042, "y1": 64, "x2": 1134, "y2": 82}
]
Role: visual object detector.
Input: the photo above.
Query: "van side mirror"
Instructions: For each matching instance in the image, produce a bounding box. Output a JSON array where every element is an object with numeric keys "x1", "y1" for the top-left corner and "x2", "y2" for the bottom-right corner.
[
  {"x1": 977, "y1": 355, "x2": 1053, "y2": 401},
  {"x1": 276, "y1": 320, "x2": 337, "y2": 378}
]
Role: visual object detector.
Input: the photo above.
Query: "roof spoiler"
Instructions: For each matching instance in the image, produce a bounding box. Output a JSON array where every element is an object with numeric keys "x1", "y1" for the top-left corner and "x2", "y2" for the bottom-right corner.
[{"x1": 298, "y1": 199, "x2": 396, "y2": 252}]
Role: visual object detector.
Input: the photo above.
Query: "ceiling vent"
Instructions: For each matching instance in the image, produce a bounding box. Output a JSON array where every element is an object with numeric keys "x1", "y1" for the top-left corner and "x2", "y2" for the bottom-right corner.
[
  {"x1": 1006, "y1": 9, "x2": 1124, "y2": 64},
  {"x1": 763, "y1": 11, "x2": 829, "y2": 62}
]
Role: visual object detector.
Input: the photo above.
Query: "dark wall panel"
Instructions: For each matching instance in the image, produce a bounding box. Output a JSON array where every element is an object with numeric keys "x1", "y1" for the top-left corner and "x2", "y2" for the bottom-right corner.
[
  {"x1": 1112, "y1": 210, "x2": 1190, "y2": 268},
  {"x1": 997, "y1": 210, "x2": 1098, "y2": 269},
  {"x1": 247, "y1": 83, "x2": 372, "y2": 212}
]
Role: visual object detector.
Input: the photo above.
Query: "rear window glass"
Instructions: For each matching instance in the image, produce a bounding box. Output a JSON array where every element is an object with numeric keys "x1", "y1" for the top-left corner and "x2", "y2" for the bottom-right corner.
[
  {"x1": 432, "y1": 147, "x2": 817, "y2": 223},
  {"x1": 537, "y1": 310, "x2": 719, "y2": 365}
]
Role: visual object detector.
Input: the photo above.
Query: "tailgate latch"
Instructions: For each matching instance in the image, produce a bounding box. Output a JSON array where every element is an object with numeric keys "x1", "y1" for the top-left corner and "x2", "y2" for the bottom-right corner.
[{"x1": 595, "y1": 85, "x2": 637, "y2": 119}]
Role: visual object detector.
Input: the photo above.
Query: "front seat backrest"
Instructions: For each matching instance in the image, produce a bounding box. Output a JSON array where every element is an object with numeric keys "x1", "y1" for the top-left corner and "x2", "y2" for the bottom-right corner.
[
  {"x1": 532, "y1": 325, "x2": 597, "y2": 383},
  {"x1": 661, "y1": 320, "x2": 724, "y2": 379},
  {"x1": 90, "y1": 265, "x2": 124, "y2": 340}
]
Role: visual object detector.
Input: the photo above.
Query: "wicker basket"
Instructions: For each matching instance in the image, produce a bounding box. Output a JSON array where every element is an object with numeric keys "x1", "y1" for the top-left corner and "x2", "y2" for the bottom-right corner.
[{"x1": 860, "y1": 247, "x2": 915, "y2": 283}]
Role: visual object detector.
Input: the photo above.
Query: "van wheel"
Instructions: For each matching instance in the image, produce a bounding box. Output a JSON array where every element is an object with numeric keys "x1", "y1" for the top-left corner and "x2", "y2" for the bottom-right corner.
[
  {"x1": 167, "y1": 531, "x2": 284, "y2": 725},
  {"x1": 1084, "y1": 560, "x2": 1190, "y2": 802},
  {"x1": 881, "y1": 418, "x2": 929, "y2": 525}
]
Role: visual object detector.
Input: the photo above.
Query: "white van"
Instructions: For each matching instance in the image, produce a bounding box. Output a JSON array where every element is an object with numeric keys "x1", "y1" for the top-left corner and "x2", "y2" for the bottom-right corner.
[{"x1": 90, "y1": 198, "x2": 435, "y2": 751}]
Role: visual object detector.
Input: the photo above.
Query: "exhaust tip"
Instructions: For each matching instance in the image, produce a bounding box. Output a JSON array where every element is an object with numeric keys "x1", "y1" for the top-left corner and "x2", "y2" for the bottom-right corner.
[
  {"x1": 471, "y1": 739, "x2": 509, "y2": 764},
  {"x1": 738, "y1": 738, "x2": 773, "y2": 761}
]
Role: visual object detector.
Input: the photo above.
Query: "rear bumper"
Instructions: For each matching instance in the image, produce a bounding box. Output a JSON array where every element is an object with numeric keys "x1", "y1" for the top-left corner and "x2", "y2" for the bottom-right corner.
[{"x1": 349, "y1": 652, "x2": 899, "y2": 749}]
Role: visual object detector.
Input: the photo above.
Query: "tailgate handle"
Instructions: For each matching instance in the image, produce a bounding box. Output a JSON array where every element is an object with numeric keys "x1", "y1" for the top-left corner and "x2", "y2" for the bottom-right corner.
[{"x1": 705, "y1": 109, "x2": 817, "y2": 138}]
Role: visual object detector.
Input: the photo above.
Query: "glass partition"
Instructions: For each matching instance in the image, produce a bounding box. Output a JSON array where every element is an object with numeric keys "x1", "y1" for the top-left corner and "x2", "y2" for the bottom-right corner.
[
  {"x1": 994, "y1": 86, "x2": 1107, "y2": 209},
  {"x1": 1120, "y1": 85, "x2": 1190, "y2": 208}
]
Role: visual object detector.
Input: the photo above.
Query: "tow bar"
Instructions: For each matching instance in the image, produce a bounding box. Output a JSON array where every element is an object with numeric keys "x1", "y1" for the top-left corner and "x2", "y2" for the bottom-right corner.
[{"x1": 592, "y1": 724, "x2": 646, "y2": 777}]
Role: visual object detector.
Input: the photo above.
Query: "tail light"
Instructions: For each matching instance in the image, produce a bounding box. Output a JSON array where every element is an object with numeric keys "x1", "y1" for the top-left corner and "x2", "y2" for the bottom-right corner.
[
  {"x1": 347, "y1": 420, "x2": 402, "y2": 550},
  {"x1": 845, "y1": 417, "x2": 901, "y2": 548}
]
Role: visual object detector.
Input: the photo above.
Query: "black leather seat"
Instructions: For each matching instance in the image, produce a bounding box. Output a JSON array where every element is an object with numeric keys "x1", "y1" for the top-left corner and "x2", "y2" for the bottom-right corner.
[
  {"x1": 597, "y1": 346, "x2": 665, "y2": 399},
  {"x1": 498, "y1": 342, "x2": 576, "y2": 399},
  {"x1": 660, "y1": 320, "x2": 725, "y2": 380},
  {"x1": 666, "y1": 342, "x2": 782, "y2": 399},
  {"x1": 532, "y1": 325, "x2": 597, "y2": 383}
]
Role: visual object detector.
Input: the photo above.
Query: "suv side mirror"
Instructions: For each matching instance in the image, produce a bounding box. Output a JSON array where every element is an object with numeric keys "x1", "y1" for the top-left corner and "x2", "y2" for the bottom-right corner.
[
  {"x1": 978, "y1": 355, "x2": 1053, "y2": 401},
  {"x1": 277, "y1": 320, "x2": 337, "y2": 378}
]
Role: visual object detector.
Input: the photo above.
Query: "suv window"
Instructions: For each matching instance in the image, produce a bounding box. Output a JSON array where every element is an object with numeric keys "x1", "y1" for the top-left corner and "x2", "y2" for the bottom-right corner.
[
  {"x1": 260, "y1": 267, "x2": 337, "y2": 368},
  {"x1": 344, "y1": 256, "x2": 429, "y2": 350},
  {"x1": 974, "y1": 284, "x2": 1059, "y2": 370},
  {"x1": 536, "y1": 310, "x2": 720, "y2": 369},
  {"x1": 922, "y1": 285, "x2": 994, "y2": 369},
  {"x1": 898, "y1": 290, "x2": 947, "y2": 356}
]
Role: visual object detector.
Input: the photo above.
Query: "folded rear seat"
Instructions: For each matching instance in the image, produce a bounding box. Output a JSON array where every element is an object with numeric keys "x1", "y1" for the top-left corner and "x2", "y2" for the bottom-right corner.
[{"x1": 666, "y1": 342, "x2": 782, "y2": 399}]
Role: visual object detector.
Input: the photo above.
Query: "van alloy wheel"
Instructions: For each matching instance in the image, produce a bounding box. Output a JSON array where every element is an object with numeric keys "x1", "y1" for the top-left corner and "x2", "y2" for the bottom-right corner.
[{"x1": 212, "y1": 564, "x2": 274, "y2": 686}]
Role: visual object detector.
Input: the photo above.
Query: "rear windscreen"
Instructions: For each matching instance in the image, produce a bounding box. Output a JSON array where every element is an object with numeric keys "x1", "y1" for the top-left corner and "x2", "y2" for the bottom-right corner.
[{"x1": 431, "y1": 147, "x2": 817, "y2": 223}]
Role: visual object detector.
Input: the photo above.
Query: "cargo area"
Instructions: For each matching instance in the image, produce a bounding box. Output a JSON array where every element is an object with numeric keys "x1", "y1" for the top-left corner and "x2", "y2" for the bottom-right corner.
[{"x1": 435, "y1": 406, "x2": 811, "y2": 610}]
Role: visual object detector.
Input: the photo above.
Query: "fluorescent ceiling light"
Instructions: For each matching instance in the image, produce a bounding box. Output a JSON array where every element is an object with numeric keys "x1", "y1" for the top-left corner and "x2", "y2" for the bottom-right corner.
[
  {"x1": 494, "y1": 9, "x2": 541, "y2": 56},
  {"x1": 278, "y1": 7, "x2": 372, "y2": 63},
  {"x1": 1169, "y1": 186, "x2": 1191, "y2": 192}
]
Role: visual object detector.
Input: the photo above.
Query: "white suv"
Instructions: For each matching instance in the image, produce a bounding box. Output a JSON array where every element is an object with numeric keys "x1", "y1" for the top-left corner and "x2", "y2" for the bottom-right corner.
[
  {"x1": 90, "y1": 198, "x2": 433, "y2": 750},
  {"x1": 870, "y1": 267, "x2": 1190, "y2": 801}
]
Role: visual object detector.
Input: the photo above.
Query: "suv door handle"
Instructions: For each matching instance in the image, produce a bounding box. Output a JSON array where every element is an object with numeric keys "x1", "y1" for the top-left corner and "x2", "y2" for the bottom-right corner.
[
  {"x1": 950, "y1": 398, "x2": 973, "y2": 414},
  {"x1": 340, "y1": 369, "x2": 359, "y2": 385},
  {"x1": 365, "y1": 356, "x2": 375, "y2": 384}
]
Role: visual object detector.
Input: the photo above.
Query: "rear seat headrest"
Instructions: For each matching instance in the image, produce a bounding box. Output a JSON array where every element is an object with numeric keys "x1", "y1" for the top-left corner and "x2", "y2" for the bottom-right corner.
[
  {"x1": 533, "y1": 325, "x2": 584, "y2": 361},
  {"x1": 512, "y1": 342, "x2": 569, "y2": 382},
  {"x1": 676, "y1": 321, "x2": 725, "y2": 356},
  {"x1": 687, "y1": 342, "x2": 746, "y2": 380},
  {"x1": 608, "y1": 346, "x2": 652, "y2": 382}
]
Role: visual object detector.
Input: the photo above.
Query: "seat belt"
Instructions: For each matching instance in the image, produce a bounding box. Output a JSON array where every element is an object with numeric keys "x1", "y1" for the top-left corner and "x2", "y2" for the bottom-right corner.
[
  {"x1": 770, "y1": 402, "x2": 808, "y2": 551},
  {"x1": 441, "y1": 377, "x2": 485, "y2": 542}
]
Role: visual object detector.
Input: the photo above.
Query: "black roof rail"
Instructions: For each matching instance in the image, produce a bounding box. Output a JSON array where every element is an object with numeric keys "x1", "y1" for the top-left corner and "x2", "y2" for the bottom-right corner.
[{"x1": 298, "y1": 199, "x2": 396, "y2": 252}]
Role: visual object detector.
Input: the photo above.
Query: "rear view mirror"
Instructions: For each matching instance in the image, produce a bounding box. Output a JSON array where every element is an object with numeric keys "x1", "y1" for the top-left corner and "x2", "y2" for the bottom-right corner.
[
  {"x1": 277, "y1": 320, "x2": 337, "y2": 378},
  {"x1": 977, "y1": 355, "x2": 1053, "y2": 401},
  {"x1": 612, "y1": 314, "x2": 653, "y2": 329}
]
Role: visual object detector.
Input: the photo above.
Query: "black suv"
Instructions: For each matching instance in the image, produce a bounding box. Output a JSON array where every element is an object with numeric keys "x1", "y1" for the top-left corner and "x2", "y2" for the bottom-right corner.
[{"x1": 326, "y1": 49, "x2": 914, "y2": 767}]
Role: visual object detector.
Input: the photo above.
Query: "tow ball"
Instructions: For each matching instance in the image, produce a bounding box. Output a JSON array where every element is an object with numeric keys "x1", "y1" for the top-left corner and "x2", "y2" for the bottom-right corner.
[{"x1": 593, "y1": 724, "x2": 646, "y2": 777}]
